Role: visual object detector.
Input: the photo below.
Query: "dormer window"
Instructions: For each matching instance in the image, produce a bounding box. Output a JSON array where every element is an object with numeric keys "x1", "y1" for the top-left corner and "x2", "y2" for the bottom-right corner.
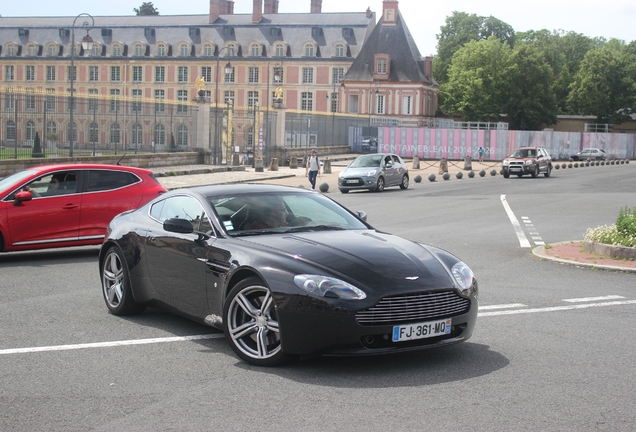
[
  {"x1": 47, "y1": 44, "x2": 57, "y2": 56},
  {"x1": 92, "y1": 44, "x2": 100, "y2": 56},
  {"x1": 376, "y1": 58, "x2": 387, "y2": 74},
  {"x1": 203, "y1": 43, "x2": 213, "y2": 56},
  {"x1": 134, "y1": 44, "x2": 143, "y2": 56},
  {"x1": 335, "y1": 44, "x2": 345, "y2": 57},
  {"x1": 113, "y1": 44, "x2": 121, "y2": 56},
  {"x1": 250, "y1": 44, "x2": 260, "y2": 57},
  {"x1": 305, "y1": 44, "x2": 314, "y2": 57},
  {"x1": 179, "y1": 44, "x2": 189, "y2": 57},
  {"x1": 27, "y1": 44, "x2": 36, "y2": 56},
  {"x1": 275, "y1": 43, "x2": 285, "y2": 57},
  {"x1": 227, "y1": 44, "x2": 236, "y2": 57},
  {"x1": 7, "y1": 45, "x2": 15, "y2": 56},
  {"x1": 157, "y1": 44, "x2": 166, "y2": 56}
]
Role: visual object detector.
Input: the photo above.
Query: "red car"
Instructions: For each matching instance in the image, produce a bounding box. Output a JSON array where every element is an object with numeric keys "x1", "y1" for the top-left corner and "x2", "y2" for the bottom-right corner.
[{"x1": 0, "y1": 164, "x2": 166, "y2": 252}]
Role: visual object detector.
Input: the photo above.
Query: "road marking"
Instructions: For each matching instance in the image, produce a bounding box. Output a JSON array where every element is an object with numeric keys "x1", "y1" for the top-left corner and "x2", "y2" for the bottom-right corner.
[
  {"x1": 478, "y1": 299, "x2": 636, "y2": 317},
  {"x1": 480, "y1": 303, "x2": 527, "y2": 310},
  {"x1": 0, "y1": 334, "x2": 224, "y2": 355},
  {"x1": 500, "y1": 195, "x2": 531, "y2": 248},
  {"x1": 563, "y1": 295, "x2": 626, "y2": 303}
]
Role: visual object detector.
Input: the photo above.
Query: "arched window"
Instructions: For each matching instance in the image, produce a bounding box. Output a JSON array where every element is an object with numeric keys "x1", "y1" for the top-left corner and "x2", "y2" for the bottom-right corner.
[
  {"x1": 26, "y1": 121, "x2": 35, "y2": 142},
  {"x1": 132, "y1": 124, "x2": 142, "y2": 146},
  {"x1": 157, "y1": 44, "x2": 165, "y2": 57},
  {"x1": 275, "y1": 44, "x2": 284, "y2": 57},
  {"x1": 227, "y1": 44, "x2": 236, "y2": 57},
  {"x1": 113, "y1": 44, "x2": 121, "y2": 56},
  {"x1": 48, "y1": 44, "x2": 57, "y2": 56},
  {"x1": 110, "y1": 123, "x2": 120, "y2": 145},
  {"x1": 46, "y1": 121, "x2": 56, "y2": 136},
  {"x1": 92, "y1": 44, "x2": 100, "y2": 56},
  {"x1": 28, "y1": 44, "x2": 36, "y2": 56},
  {"x1": 154, "y1": 124, "x2": 165, "y2": 145},
  {"x1": 177, "y1": 125, "x2": 188, "y2": 147},
  {"x1": 135, "y1": 44, "x2": 143, "y2": 56},
  {"x1": 305, "y1": 44, "x2": 314, "y2": 57},
  {"x1": 7, "y1": 45, "x2": 15, "y2": 56},
  {"x1": 6, "y1": 121, "x2": 16, "y2": 141},
  {"x1": 335, "y1": 44, "x2": 345, "y2": 57},
  {"x1": 180, "y1": 44, "x2": 189, "y2": 57},
  {"x1": 251, "y1": 44, "x2": 260, "y2": 56},
  {"x1": 203, "y1": 44, "x2": 213, "y2": 56}
]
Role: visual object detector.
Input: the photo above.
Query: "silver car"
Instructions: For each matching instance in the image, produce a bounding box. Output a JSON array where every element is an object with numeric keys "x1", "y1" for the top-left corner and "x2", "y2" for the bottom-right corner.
[
  {"x1": 571, "y1": 148, "x2": 607, "y2": 161},
  {"x1": 338, "y1": 153, "x2": 409, "y2": 193}
]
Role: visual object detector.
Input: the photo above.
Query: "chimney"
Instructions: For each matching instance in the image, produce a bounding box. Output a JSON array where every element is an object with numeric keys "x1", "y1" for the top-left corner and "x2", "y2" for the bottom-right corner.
[
  {"x1": 253, "y1": 0, "x2": 262, "y2": 23},
  {"x1": 424, "y1": 56, "x2": 433, "y2": 79},
  {"x1": 310, "y1": 0, "x2": 322, "y2": 14},
  {"x1": 382, "y1": 0, "x2": 399, "y2": 26},
  {"x1": 210, "y1": 0, "x2": 235, "y2": 22},
  {"x1": 264, "y1": 0, "x2": 278, "y2": 14}
]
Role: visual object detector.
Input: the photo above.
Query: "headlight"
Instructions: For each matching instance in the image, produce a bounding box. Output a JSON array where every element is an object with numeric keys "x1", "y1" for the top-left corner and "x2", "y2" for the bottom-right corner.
[
  {"x1": 503, "y1": 160, "x2": 510, "y2": 166},
  {"x1": 294, "y1": 275, "x2": 366, "y2": 300},
  {"x1": 451, "y1": 262, "x2": 475, "y2": 295},
  {"x1": 365, "y1": 169, "x2": 377, "y2": 177},
  {"x1": 525, "y1": 159, "x2": 534, "y2": 165}
]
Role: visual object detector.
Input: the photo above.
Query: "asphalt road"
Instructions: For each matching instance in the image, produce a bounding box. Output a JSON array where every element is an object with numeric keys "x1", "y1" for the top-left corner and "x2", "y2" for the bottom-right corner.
[{"x1": 1, "y1": 163, "x2": 635, "y2": 431}]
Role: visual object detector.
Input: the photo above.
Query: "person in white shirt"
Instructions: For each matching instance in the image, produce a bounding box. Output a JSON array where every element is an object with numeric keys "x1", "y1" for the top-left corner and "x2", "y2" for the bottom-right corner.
[{"x1": 305, "y1": 149, "x2": 321, "y2": 190}]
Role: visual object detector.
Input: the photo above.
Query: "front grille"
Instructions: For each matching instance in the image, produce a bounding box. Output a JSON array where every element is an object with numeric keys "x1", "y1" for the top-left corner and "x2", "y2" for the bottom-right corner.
[{"x1": 356, "y1": 290, "x2": 471, "y2": 325}]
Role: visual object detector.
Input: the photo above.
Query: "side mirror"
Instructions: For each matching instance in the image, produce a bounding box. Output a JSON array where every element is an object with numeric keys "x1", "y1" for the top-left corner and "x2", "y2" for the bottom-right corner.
[
  {"x1": 385, "y1": 161, "x2": 393, "y2": 168},
  {"x1": 163, "y1": 217, "x2": 194, "y2": 234},
  {"x1": 355, "y1": 211, "x2": 367, "y2": 222},
  {"x1": 13, "y1": 190, "x2": 33, "y2": 206}
]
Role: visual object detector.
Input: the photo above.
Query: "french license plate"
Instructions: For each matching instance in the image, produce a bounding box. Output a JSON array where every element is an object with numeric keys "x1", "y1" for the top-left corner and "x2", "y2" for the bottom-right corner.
[
  {"x1": 346, "y1": 179, "x2": 358, "y2": 184},
  {"x1": 510, "y1": 167, "x2": 521, "y2": 171},
  {"x1": 392, "y1": 318, "x2": 451, "y2": 342}
]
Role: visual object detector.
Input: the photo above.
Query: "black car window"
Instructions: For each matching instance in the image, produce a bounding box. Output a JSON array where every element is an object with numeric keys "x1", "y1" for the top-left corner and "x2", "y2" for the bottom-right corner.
[
  {"x1": 158, "y1": 195, "x2": 212, "y2": 234},
  {"x1": 86, "y1": 170, "x2": 140, "y2": 192}
]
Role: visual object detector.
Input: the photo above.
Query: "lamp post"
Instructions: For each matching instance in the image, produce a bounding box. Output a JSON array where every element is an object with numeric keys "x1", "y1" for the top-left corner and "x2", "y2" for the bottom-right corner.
[
  {"x1": 68, "y1": 13, "x2": 94, "y2": 157},
  {"x1": 265, "y1": 60, "x2": 282, "y2": 165},
  {"x1": 213, "y1": 47, "x2": 232, "y2": 164}
]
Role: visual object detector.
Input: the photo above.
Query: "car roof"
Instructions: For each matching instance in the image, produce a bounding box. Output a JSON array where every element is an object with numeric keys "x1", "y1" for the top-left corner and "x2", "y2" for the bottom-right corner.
[
  {"x1": 183, "y1": 183, "x2": 316, "y2": 197},
  {"x1": 22, "y1": 164, "x2": 153, "y2": 174}
]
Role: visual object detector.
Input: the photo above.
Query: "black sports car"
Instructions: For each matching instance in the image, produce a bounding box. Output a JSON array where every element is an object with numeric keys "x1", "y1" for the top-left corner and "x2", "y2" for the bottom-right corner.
[{"x1": 99, "y1": 184, "x2": 478, "y2": 366}]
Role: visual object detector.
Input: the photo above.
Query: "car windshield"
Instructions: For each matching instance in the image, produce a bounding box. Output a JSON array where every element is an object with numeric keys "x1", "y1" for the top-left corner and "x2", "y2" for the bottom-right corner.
[
  {"x1": 349, "y1": 155, "x2": 382, "y2": 168},
  {"x1": 0, "y1": 170, "x2": 37, "y2": 194},
  {"x1": 510, "y1": 149, "x2": 535, "y2": 158},
  {"x1": 209, "y1": 191, "x2": 369, "y2": 237}
]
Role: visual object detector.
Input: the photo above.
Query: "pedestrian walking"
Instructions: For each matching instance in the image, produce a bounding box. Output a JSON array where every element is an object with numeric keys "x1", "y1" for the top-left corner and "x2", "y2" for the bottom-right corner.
[
  {"x1": 305, "y1": 149, "x2": 321, "y2": 190},
  {"x1": 478, "y1": 147, "x2": 485, "y2": 163}
]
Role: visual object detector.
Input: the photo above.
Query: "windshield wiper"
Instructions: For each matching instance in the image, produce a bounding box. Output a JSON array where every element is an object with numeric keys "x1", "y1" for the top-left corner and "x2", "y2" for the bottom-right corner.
[
  {"x1": 284, "y1": 225, "x2": 346, "y2": 233},
  {"x1": 233, "y1": 230, "x2": 279, "y2": 237}
]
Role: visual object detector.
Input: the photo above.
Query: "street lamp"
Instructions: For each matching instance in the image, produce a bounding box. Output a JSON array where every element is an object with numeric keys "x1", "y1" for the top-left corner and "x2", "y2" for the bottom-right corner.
[
  {"x1": 213, "y1": 47, "x2": 232, "y2": 164},
  {"x1": 69, "y1": 13, "x2": 94, "y2": 157},
  {"x1": 265, "y1": 60, "x2": 282, "y2": 165}
]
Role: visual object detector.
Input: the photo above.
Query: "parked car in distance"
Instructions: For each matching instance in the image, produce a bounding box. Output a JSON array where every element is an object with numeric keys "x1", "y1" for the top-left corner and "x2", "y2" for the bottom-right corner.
[
  {"x1": 0, "y1": 164, "x2": 166, "y2": 252},
  {"x1": 361, "y1": 137, "x2": 378, "y2": 153},
  {"x1": 502, "y1": 147, "x2": 553, "y2": 178},
  {"x1": 99, "y1": 184, "x2": 478, "y2": 366},
  {"x1": 338, "y1": 153, "x2": 409, "y2": 193},
  {"x1": 571, "y1": 148, "x2": 607, "y2": 161}
]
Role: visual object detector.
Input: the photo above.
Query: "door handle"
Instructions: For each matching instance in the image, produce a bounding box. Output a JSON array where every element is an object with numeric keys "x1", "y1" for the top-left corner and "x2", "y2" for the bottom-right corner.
[{"x1": 62, "y1": 204, "x2": 79, "y2": 210}]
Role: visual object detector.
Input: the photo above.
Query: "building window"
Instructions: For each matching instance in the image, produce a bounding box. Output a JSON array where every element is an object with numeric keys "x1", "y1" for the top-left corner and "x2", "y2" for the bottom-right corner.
[
  {"x1": 132, "y1": 124, "x2": 142, "y2": 146},
  {"x1": 132, "y1": 66, "x2": 142, "y2": 82},
  {"x1": 177, "y1": 125, "x2": 188, "y2": 147},
  {"x1": 110, "y1": 89, "x2": 120, "y2": 112},
  {"x1": 113, "y1": 45, "x2": 121, "y2": 56},
  {"x1": 25, "y1": 89, "x2": 35, "y2": 110},
  {"x1": 89, "y1": 88, "x2": 99, "y2": 112},
  {"x1": 332, "y1": 67, "x2": 344, "y2": 84},
  {"x1": 135, "y1": 44, "x2": 143, "y2": 56},
  {"x1": 46, "y1": 121, "x2": 56, "y2": 136},
  {"x1": 48, "y1": 45, "x2": 57, "y2": 56},
  {"x1": 154, "y1": 89, "x2": 165, "y2": 113},
  {"x1": 155, "y1": 66, "x2": 165, "y2": 82},
  {"x1": 91, "y1": 45, "x2": 100, "y2": 56},
  {"x1": 402, "y1": 96, "x2": 413, "y2": 115},
  {"x1": 248, "y1": 67, "x2": 259, "y2": 84},
  {"x1": 305, "y1": 44, "x2": 314, "y2": 57},
  {"x1": 27, "y1": 45, "x2": 36, "y2": 57},
  {"x1": 46, "y1": 66, "x2": 56, "y2": 82},
  {"x1": 302, "y1": 67, "x2": 314, "y2": 84},
  {"x1": 273, "y1": 67, "x2": 284, "y2": 84},
  {"x1": 177, "y1": 90, "x2": 188, "y2": 113},
  {"x1": 6, "y1": 121, "x2": 16, "y2": 140},
  {"x1": 348, "y1": 94, "x2": 359, "y2": 114},
  {"x1": 301, "y1": 92, "x2": 313, "y2": 111},
  {"x1": 67, "y1": 66, "x2": 76, "y2": 82},
  {"x1": 5, "y1": 66, "x2": 15, "y2": 81},
  {"x1": 203, "y1": 44, "x2": 213, "y2": 56},
  {"x1": 251, "y1": 44, "x2": 260, "y2": 57},
  {"x1": 201, "y1": 66, "x2": 211, "y2": 82},
  {"x1": 247, "y1": 91, "x2": 259, "y2": 108},
  {"x1": 335, "y1": 44, "x2": 345, "y2": 57},
  {"x1": 223, "y1": 90, "x2": 234, "y2": 104},
  {"x1": 110, "y1": 123, "x2": 120, "y2": 145},
  {"x1": 67, "y1": 122, "x2": 77, "y2": 144},
  {"x1": 110, "y1": 66, "x2": 120, "y2": 82},
  {"x1": 376, "y1": 58, "x2": 387, "y2": 75},
  {"x1": 46, "y1": 89, "x2": 55, "y2": 111},
  {"x1": 375, "y1": 94, "x2": 385, "y2": 114},
  {"x1": 4, "y1": 89, "x2": 14, "y2": 111},
  {"x1": 331, "y1": 92, "x2": 338, "y2": 113},
  {"x1": 224, "y1": 66, "x2": 235, "y2": 84},
  {"x1": 227, "y1": 44, "x2": 235, "y2": 57},
  {"x1": 89, "y1": 122, "x2": 98, "y2": 144},
  {"x1": 89, "y1": 66, "x2": 99, "y2": 82},
  {"x1": 178, "y1": 66, "x2": 188, "y2": 83},
  {"x1": 157, "y1": 44, "x2": 166, "y2": 57},
  {"x1": 26, "y1": 66, "x2": 35, "y2": 81},
  {"x1": 154, "y1": 124, "x2": 165, "y2": 145},
  {"x1": 7, "y1": 45, "x2": 15, "y2": 56},
  {"x1": 67, "y1": 92, "x2": 75, "y2": 111},
  {"x1": 180, "y1": 44, "x2": 189, "y2": 57},
  {"x1": 26, "y1": 121, "x2": 35, "y2": 141},
  {"x1": 275, "y1": 44, "x2": 284, "y2": 57},
  {"x1": 132, "y1": 89, "x2": 142, "y2": 113}
]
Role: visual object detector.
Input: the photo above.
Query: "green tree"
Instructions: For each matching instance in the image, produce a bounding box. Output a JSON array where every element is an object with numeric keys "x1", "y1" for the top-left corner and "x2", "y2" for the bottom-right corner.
[
  {"x1": 567, "y1": 44, "x2": 634, "y2": 124},
  {"x1": 506, "y1": 45, "x2": 558, "y2": 130},
  {"x1": 440, "y1": 36, "x2": 515, "y2": 121},
  {"x1": 134, "y1": 2, "x2": 159, "y2": 16},
  {"x1": 434, "y1": 12, "x2": 516, "y2": 84},
  {"x1": 31, "y1": 132, "x2": 44, "y2": 158}
]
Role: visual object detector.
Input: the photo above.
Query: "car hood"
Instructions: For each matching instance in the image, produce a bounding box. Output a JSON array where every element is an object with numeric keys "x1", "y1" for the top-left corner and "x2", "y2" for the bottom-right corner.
[
  {"x1": 238, "y1": 230, "x2": 455, "y2": 293},
  {"x1": 340, "y1": 166, "x2": 380, "y2": 177}
]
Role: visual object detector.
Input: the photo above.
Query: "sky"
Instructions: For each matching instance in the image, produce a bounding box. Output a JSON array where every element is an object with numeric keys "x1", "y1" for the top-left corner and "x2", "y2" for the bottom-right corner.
[{"x1": 1, "y1": 0, "x2": 635, "y2": 56}]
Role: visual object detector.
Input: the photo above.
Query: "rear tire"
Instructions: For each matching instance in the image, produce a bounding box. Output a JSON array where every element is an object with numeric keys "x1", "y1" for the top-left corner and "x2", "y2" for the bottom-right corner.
[
  {"x1": 544, "y1": 164, "x2": 552, "y2": 178},
  {"x1": 101, "y1": 246, "x2": 145, "y2": 315}
]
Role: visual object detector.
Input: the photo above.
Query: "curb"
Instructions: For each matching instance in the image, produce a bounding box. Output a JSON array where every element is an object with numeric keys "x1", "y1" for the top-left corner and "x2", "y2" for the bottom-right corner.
[{"x1": 533, "y1": 241, "x2": 636, "y2": 273}]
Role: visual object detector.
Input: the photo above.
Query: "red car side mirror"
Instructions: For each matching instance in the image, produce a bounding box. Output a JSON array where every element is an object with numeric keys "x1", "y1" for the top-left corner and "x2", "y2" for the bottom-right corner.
[{"x1": 13, "y1": 190, "x2": 33, "y2": 206}]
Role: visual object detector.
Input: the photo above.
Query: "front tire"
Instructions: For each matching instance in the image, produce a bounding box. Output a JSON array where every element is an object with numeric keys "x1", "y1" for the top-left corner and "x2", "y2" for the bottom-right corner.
[
  {"x1": 531, "y1": 165, "x2": 539, "y2": 178},
  {"x1": 375, "y1": 176, "x2": 385, "y2": 192},
  {"x1": 399, "y1": 174, "x2": 409, "y2": 189},
  {"x1": 101, "y1": 246, "x2": 145, "y2": 315},
  {"x1": 544, "y1": 164, "x2": 552, "y2": 178},
  {"x1": 223, "y1": 277, "x2": 287, "y2": 366},
  {"x1": 339, "y1": 188, "x2": 349, "y2": 194}
]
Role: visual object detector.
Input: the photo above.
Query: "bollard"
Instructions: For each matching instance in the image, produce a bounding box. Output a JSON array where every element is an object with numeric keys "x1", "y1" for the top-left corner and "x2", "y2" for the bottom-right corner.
[
  {"x1": 463, "y1": 156, "x2": 472, "y2": 171},
  {"x1": 289, "y1": 156, "x2": 298, "y2": 169},
  {"x1": 414, "y1": 175, "x2": 422, "y2": 183},
  {"x1": 439, "y1": 158, "x2": 448, "y2": 175},
  {"x1": 232, "y1": 152, "x2": 240, "y2": 166},
  {"x1": 269, "y1": 157, "x2": 279, "y2": 171},
  {"x1": 254, "y1": 158, "x2": 264, "y2": 173},
  {"x1": 323, "y1": 159, "x2": 332, "y2": 174},
  {"x1": 412, "y1": 156, "x2": 420, "y2": 169}
]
